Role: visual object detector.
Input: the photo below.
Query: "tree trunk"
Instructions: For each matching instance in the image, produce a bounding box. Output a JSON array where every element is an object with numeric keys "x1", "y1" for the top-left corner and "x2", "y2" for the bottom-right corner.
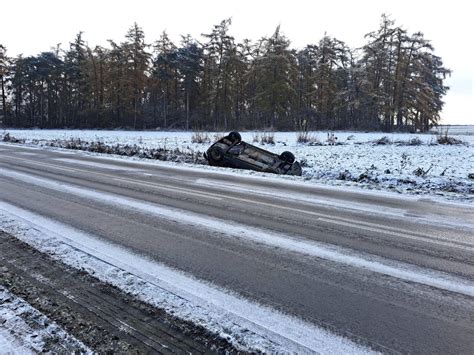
[{"x1": 0, "y1": 75, "x2": 7, "y2": 122}]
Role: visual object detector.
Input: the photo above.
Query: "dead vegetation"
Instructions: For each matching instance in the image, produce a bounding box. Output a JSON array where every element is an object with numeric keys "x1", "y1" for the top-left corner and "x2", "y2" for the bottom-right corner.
[
  {"x1": 191, "y1": 131, "x2": 211, "y2": 144},
  {"x1": 374, "y1": 136, "x2": 392, "y2": 145},
  {"x1": 296, "y1": 131, "x2": 319, "y2": 144},
  {"x1": 252, "y1": 132, "x2": 275, "y2": 145},
  {"x1": 2, "y1": 132, "x2": 207, "y2": 165},
  {"x1": 2, "y1": 132, "x2": 25, "y2": 143},
  {"x1": 436, "y1": 129, "x2": 464, "y2": 145}
]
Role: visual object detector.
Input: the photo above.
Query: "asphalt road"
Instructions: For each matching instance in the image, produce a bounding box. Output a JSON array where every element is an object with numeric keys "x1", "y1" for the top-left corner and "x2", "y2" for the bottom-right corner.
[{"x1": 0, "y1": 143, "x2": 473, "y2": 353}]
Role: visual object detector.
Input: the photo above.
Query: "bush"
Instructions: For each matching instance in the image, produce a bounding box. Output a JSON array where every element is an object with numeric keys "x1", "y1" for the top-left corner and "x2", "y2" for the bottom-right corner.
[
  {"x1": 191, "y1": 131, "x2": 211, "y2": 144},
  {"x1": 413, "y1": 165, "x2": 433, "y2": 177},
  {"x1": 260, "y1": 132, "x2": 275, "y2": 145},
  {"x1": 436, "y1": 132, "x2": 463, "y2": 145},
  {"x1": 374, "y1": 136, "x2": 391, "y2": 145},
  {"x1": 407, "y1": 137, "x2": 422, "y2": 146},
  {"x1": 2, "y1": 132, "x2": 24, "y2": 143},
  {"x1": 327, "y1": 132, "x2": 338, "y2": 145},
  {"x1": 297, "y1": 131, "x2": 319, "y2": 144}
]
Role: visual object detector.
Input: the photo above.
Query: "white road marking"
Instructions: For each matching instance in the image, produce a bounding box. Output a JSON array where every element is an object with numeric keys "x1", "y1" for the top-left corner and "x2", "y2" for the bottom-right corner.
[{"x1": 1, "y1": 168, "x2": 473, "y2": 297}]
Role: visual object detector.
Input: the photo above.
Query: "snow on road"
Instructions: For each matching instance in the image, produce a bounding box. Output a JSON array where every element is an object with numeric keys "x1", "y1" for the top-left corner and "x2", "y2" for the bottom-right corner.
[
  {"x1": 1, "y1": 168, "x2": 473, "y2": 297},
  {"x1": 0, "y1": 202, "x2": 374, "y2": 354},
  {"x1": 2, "y1": 128, "x2": 473, "y2": 201}
]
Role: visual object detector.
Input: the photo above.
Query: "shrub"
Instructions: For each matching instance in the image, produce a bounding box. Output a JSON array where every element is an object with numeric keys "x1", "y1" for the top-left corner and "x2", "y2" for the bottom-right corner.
[
  {"x1": 2, "y1": 132, "x2": 24, "y2": 143},
  {"x1": 326, "y1": 132, "x2": 338, "y2": 145},
  {"x1": 260, "y1": 132, "x2": 275, "y2": 145},
  {"x1": 407, "y1": 137, "x2": 422, "y2": 146},
  {"x1": 191, "y1": 131, "x2": 211, "y2": 144},
  {"x1": 374, "y1": 136, "x2": 391, "y2": 145},
  {"x1": 436, "y1": 131, "x2": 463, "y2": 145},
  {"x1": 413, "y1": 165, "x2": 433, "y2": 177},
  {"x1": 297, "y1": 131, "x2": 319, "y2": 144}
]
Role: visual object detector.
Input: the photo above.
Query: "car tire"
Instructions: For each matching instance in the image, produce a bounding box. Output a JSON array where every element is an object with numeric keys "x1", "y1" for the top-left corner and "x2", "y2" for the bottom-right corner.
[
  {"x1": 209, "y1": 146, "x2": 225, "y2": 163},
  {"x1": 228, "y1": 131, "x2": 242, "y2": 143},
  {"x1": 279, "y1": 151, "x2": 295, "y2": 164}
]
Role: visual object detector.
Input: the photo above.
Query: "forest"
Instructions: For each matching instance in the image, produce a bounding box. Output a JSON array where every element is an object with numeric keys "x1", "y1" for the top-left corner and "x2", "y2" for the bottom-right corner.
[{"x1": 0, "y1": 15, "x2": 450, "y2": 132}]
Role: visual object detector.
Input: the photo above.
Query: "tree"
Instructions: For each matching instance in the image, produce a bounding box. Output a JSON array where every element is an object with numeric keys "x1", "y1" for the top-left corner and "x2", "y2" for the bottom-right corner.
[
  {"x1": 177, "y1": 35, "x2": 203, "y2": 130},
  {"x1": 2, "y1": 17, "x2": 449, "y2": 132},
  {"x1": 123, "y1": 23, "x2": 150, "y2": 128},
  {"x1": 151, "y1": 32, "x2": 178, "y2": 128},
  {"x1": 253, "y1": 26, "x2": 297, "y2": 129},
  {"x1": 0, "y1": 44, "x2": 10, "y2": 124},
  {"x1": 202, "y1": 18, "x2": 236, "y2": 130}
]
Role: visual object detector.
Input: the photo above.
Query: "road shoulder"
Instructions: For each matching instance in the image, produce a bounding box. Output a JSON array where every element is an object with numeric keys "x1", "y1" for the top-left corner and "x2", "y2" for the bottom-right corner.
[{"x1": 0, "y1": 231, "x2": 234, "y2": 353}]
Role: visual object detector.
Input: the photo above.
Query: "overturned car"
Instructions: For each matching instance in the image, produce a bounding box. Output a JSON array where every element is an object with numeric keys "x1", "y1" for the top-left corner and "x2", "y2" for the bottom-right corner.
[{"x1": 204, "y1": 132, "x2": 302, "y2": 176}]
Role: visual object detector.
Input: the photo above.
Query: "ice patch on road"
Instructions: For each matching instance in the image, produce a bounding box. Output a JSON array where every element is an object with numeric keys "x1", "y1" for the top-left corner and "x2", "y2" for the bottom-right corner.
[
  {"x1": 0, "y1": 203, "x2": 375, "y2": 354},
  {"x1": 195, "y1": 178, "x2": 474, "y2": 229},
  {"x1": 0, "y1": 287, "x2": 91, "y2": 354},
  {"x1": 53, "y1": 157, "x2": 142, "y2": 172}
]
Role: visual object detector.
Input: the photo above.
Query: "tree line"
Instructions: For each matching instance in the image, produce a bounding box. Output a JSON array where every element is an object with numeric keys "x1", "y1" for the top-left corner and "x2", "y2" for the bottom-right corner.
[{"x1": 0, "y1": 15, "x2": 450, "y2": 132}]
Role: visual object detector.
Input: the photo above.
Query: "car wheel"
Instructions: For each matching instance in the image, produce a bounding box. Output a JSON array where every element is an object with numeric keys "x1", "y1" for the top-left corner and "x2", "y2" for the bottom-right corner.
[
  {"x1": 209, "y1": 146, "x2": 225, "y2": 163},
  {"x1": 228, "y1": 131, "x2": 242, "y2": 143},
  {"x1": 279, "y1": 151, "x2": 295, "y2": 164}
]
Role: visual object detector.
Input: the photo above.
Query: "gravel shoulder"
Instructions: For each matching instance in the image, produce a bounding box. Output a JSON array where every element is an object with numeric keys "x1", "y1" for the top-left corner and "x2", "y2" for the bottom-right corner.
[{"x1": 0, "y1": 231, "x2": 236, "y2": 353}]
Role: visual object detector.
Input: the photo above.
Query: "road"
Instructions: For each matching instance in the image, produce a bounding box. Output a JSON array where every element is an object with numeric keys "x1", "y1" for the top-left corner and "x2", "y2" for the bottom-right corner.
[{"x1": 0, "y1": 143, "x2": 473, "y2": 353}]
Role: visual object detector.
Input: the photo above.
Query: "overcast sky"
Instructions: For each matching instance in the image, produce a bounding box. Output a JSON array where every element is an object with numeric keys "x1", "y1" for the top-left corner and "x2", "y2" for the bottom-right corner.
[{"x1": 2, "y1": 0, "x2": 472, "y2": 124}]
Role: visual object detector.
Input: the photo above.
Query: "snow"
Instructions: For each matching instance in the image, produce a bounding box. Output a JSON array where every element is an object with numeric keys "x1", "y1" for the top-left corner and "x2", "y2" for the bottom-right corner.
[
  {"x1": 1, "y1": 169, "x2": 473, "y2": 297},
  {"x1": 0, "y1": 287, "x2": 91, "y2": 354},
  {"x1": 2, "y1": 128, "x2": 473, "y2": 201},
  {"x1": 0, "y1": 327, "x2": 33, "y2": 355},
  {"x1": 0, "y1": 202, "x2": 375, "y2": 354},
  {"x1": 54, "y1": 157, "x2": 142, "y2": 171}
]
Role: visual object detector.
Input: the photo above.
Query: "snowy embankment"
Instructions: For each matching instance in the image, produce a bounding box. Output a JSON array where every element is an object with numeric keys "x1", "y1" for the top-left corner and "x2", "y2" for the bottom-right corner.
[
  {"x1": 0, "y1": 287, "x2": 91, "y2": 353},
  {"x1": 2, "y1": 128, "x2": 473, "y2": 201}
]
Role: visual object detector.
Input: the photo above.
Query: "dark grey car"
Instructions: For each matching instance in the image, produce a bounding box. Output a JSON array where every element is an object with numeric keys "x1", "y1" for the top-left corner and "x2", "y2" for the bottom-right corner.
[{"x1": 204, "y1": 132, "x2": 302, "y2": 176}]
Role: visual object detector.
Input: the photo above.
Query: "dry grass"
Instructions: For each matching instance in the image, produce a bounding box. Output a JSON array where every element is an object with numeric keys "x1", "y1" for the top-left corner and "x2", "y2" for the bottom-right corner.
[
  {"x1": 436, "y1": 130, "x2": 463, "y2": 145},
  {"x1": 297, "y1": 131, "x2": 319, "y2": 144},
  {"x1": 191, "y1": 131, "x2": 211, "y2": 144},
  {"x1": 260, "y1": 132, "x2": 275, "y2": 145}
]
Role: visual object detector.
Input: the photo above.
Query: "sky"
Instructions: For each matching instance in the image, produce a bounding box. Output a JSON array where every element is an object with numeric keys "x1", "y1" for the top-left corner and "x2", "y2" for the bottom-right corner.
[{"x1": 1, "y1": 0, "x2": 472, "y2": 125}]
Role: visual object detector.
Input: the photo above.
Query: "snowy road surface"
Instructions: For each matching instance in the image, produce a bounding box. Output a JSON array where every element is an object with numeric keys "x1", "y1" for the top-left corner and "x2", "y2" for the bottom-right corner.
[{"x1": 0, "y1": 143, "x2": 473, "y2": 353}]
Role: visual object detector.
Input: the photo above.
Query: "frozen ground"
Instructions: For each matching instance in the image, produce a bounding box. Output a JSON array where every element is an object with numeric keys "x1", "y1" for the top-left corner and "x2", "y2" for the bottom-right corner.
[
  {"x1": 2, "y1": 128, "x2": 474, "y2": 201},
  {"x1": 0, "y1": 287, "x2": 91, "y2": 353}
]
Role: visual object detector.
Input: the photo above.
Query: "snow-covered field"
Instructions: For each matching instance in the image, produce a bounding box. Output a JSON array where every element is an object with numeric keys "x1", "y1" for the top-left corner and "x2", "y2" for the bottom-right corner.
[{"x1": 3, "y1": 128, "x2": 474, "y2": 201}]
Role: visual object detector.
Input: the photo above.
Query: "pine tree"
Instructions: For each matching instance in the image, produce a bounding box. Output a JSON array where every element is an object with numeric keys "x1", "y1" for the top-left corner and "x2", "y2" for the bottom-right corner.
[
  {"x1": 0, "y1": 44, "x2": 10, "y2": 124},
  {"x1": 124, "y1": 23, "x2": 150, "y2": 129},
  {"x1": 152, "y1": 32, "x2": 178, "y2": 128},
  {"x1": 253, "y1": 26, "x2": 297, "y2": 129},
  {"x1": 177, "y1": 35, "x2": 203, "y2": 130}
]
